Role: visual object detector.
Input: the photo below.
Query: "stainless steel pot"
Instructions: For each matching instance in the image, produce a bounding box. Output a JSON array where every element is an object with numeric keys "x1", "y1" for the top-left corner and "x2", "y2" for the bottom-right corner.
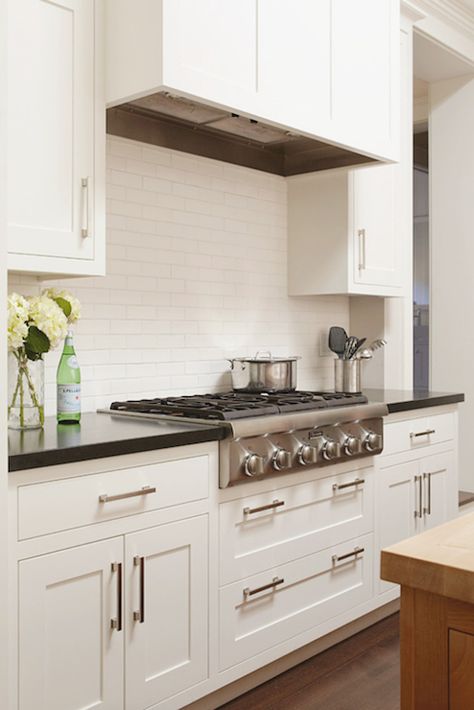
[{"x1": 228, "y1": 352, "x2": 301, "y2": 392}]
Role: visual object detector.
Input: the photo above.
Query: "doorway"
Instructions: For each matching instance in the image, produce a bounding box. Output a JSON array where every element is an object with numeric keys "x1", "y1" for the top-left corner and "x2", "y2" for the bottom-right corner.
[{"x1": 413, "y1": 127, "x2": 429, "y2": 390}]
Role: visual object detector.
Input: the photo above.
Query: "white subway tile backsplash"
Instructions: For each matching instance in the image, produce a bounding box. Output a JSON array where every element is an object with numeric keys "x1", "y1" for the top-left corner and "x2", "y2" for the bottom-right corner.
[{"x1": 9, "y1": 136, "x2": 349, "y2": 414}]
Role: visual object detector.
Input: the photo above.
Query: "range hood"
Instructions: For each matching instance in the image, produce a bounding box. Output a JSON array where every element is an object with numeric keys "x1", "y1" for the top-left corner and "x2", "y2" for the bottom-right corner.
[{"x1": 107, "y1": 92, "x2": 374, "y2": 177}]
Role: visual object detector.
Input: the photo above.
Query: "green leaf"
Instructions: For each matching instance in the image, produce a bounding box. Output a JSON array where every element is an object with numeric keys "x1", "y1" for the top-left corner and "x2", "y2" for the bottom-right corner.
[
  {"x1": 54, "y1": 297, "x2": 72, "y2": 318},
  {"x1": 25, "y1": 325, "x2": 50, "y2": 361}
]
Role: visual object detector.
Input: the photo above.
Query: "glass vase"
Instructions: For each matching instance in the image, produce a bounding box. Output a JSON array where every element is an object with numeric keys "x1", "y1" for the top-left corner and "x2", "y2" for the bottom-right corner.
[{"x1": 8, "y1": 351, "x2": 45, "y2": 430}]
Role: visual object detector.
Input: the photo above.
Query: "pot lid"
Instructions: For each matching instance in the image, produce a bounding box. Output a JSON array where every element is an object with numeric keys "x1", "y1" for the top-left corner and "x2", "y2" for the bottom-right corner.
[{"x1": 230, "y1": 351, "x2": 301, "y2": 363}]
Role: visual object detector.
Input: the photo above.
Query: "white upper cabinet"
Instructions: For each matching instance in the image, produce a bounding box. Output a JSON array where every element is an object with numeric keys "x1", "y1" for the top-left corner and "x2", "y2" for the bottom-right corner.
[
  {"x1": 256, "y1": 0, "x2": 332, "y2": 137},
  {"x1": 287, "y1": 24, "x2": 409, "y2": 297},
  {"x1": 287, "y1": 165, "x2": 404, "y2": 297},
  {"x1": 331, "y1": 0, "x2": 399, "y2": 160},
  {"x1": 352, "y1": 164, "x2": 401, "y2": 289},
  {"x1": 106, "y1": 0, "x2": 399, "y2": 161},
  {"x1": 8, "y1": 0, "x2": 105, "y2": 277},
  {"x1": 162, "y1": 0, "x2": 257, "y2": 110}
]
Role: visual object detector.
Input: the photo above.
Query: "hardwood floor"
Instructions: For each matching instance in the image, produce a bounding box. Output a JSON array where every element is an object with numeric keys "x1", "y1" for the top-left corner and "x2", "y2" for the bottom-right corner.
[{"x1": 220, "y1": 613, "x2": 400, "y2": 710}]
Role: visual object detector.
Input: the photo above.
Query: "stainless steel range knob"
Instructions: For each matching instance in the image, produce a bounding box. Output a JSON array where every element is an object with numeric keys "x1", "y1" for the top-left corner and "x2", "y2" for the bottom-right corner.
[
  {"x1": 244, "y1": 453, "x2": 265, "y2": 477},
  {"x1": 364, "y1": 431, "x2": 382, "y2": 452},
  {"x1": 322, "y1": 439, "x2": 341, "y2": 461},
  {"x1": 344, "y1": 435, "x2": 362, "y2": 456},
  {"x1": 298, "y1": 444, "x2": 318, "y2": 466},
  {"x1": 272, "y1": 448, "x2": 292, "y2": 471}
]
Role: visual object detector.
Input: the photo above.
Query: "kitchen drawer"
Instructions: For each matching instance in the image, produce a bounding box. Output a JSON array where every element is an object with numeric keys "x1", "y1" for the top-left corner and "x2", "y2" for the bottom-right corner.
[
  {"x1": 219, "y1": 469, "x2": 374, "y2": 585},
  {"x1": 382, "y1": 412, "x2": 454, "y2": 457},
  {"x1": 219, "y1": 533, "x2": 373, "y2": 670},
  {"x1": 17, "y1": 455, "x2": 209, "y2": 540}
]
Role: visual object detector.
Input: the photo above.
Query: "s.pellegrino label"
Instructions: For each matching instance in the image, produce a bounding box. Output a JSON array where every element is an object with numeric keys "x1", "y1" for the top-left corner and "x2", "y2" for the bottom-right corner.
[{"x1": 57, "y1": 330, "x2": 81, "y2": 423}]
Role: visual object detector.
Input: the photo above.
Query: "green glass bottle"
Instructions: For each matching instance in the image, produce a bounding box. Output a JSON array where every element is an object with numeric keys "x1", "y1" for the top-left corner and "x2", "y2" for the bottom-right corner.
[{"x1": 57, "y1": 330, "x2": 81, "y2": 423}]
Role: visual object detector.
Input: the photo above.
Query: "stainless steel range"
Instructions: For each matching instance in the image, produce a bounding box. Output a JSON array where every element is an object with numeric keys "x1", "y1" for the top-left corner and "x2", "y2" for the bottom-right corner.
[{"x1": 104, "y1": 391, "x2": 388, "y2": 488}]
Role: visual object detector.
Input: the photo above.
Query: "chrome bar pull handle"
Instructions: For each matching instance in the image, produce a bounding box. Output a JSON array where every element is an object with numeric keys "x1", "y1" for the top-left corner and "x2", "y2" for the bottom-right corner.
[
  {"x1": 410, "y1": 429, "x2": 435, "y2": 439},
  {"x1": 243, "y1": 576, "x2": 284, "y2": 599},
  {"x1": 99, "y1": 486, "x2": 156, "y2": 504},
  {"x1": 423, "y1": 472, "x2": 432, "y2": 516},
  {"x1": 358, "y1": 229, "x2": 366, "y2": 270},
  {"x1": 133, "y1": 556, "x2": 145, "y2": 623},
  {"x1": 332, "y1": 477, "x2": 365, "y2": 492},
  {"x1": 81, "y1": 177, "x2": 90, "y2": 238},
  {"x1": 243, "y1": 499, "x2": 285, "y2": 516},
  {"x1": 414, "y1": 475, "x2": 423, "y2": 518},
  {"x1": 110, "y1": 562, "x2": 123, "y2": 631},
  {"x1": 332, "y1": 546, "x2": 365, "y2": 564}
]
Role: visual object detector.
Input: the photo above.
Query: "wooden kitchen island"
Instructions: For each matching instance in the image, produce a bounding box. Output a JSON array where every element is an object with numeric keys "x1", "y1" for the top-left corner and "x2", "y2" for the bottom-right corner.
[{"x1": 382, "y1": 512, "x2": 474, "y2": 710}]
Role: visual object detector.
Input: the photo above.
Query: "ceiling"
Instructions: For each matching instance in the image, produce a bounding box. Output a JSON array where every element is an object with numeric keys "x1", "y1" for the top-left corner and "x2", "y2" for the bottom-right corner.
[{"x1": 414, "y1": 32, "x2": 474, "y2": 82}]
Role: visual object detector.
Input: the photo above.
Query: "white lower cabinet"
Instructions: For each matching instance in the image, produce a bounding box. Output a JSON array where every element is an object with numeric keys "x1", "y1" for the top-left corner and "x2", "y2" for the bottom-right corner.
[
  {"x1": 125, "y1": 516, "x2": 208, "y2": 710},
  {"x1": 219, "y1": 533, "x2": 373, "y2": 670},
  {"x1": 11, "y1": 445, "x2": 216, "y2": 710},
  {"x1": 18, "y1": 516, "x2": 208, "y2": 710},
  {"x1": 19, "y1": 537, "x2": 124, "y2": 710},
  {"x1": 376, "y1": 412, "x2": 457, "y2": 595},
  {"x1": 219, "y1": 468, "x2": 373, "y2": 585}
]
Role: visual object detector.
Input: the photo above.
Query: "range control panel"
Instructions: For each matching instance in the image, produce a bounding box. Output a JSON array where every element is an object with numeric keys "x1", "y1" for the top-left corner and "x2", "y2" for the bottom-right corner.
[{"x1": 227, "y1": 417, "x2": 383, "y2": 486}]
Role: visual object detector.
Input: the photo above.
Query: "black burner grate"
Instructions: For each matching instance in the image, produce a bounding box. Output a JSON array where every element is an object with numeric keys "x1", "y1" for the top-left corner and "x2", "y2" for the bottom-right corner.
[{"x1": 110, "y1": 390, "x2": 368, "y2": 421}]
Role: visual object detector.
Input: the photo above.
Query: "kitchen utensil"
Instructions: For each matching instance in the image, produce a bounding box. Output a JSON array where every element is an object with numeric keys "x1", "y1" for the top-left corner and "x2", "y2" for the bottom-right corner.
[
  {"x1": 367, "y1": 338, "x2": 387, "y2": 352},
  {"x1": 328, "y1": 327, "x2": 347, "y2": 359},
  {"x1": 344, "y1": 336, "x2": 359, "y2": 360},
  {"x1": 352, "y1": 337, "x2": 366, "y2": 357},
  {"x1": 356, "y1": 349, "x2": 373, "y2": 360},
  {"x1": 228, "y1": 352, "x2": 301, "y2": 392},
  {"x1": 335, "y1": 358, "x2": 362, "y2": 393}
]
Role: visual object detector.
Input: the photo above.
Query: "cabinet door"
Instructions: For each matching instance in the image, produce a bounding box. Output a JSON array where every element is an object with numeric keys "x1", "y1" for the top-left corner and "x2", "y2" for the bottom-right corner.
[
  {"x1": 257, "y1": 0, "x2": 331, "y2": 134},
  {"x1": 351, "y1": 163, "x2": 402, "y2": 289},
  {"x1": 162, "y1": 0, "x2": 257, "y2": 111},
  {"x1": 18, "y1": 538, "x2": 123, "y2": 710},
  {"x1": 422, "y1": 451, "x2": 456, "y2": 531},
  {"x1": 125, "y1": 516, "x2": 208, "y2": 710},
  {"x1": 377, "y1": 461, "x2": 417, "y2": 593},
  {"x1": 8, "y1": 0, "x2": 95, "y2": 260},
  {"x1": 332, "y1": 0, "x2": 398, "y2": 157}
]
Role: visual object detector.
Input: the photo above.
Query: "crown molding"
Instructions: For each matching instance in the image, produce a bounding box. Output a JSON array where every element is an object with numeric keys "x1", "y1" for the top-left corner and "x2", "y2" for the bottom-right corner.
[{"x1": 402, "y1": 0, "x2": 474, "y2": 38}]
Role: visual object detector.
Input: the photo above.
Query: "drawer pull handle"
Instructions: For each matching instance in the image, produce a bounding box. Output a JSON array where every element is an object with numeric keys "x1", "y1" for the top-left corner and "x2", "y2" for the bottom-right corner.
[
  {"x1": 332, "y1": 546, "x2": 365, "y2": 564},
  {"x1": 243, "y1": 499, "x2": 285, "y2": 516},
  {"x1": 110, "y1": 562, "x2": 123, "y2": 632},
  {"x1": 99, "y1": 486, "x2": 156, "y2": 503},
  {"x1": 243, "y1": 576, "x2": 284, "y2": 599},
  {"x1": 332, "y1": 477, "x2": 365, "y2": 492},
  {"x1": 410, "y1": 429, "x2": 435, "y2": 439},
  {"x1": 133, "y1": 556, "x2": 145, "y2": 623}
]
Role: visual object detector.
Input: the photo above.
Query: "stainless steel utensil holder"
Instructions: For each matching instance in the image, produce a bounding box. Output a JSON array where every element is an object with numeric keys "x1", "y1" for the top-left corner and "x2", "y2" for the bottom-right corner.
[{"x1": 335, "y1": 359, "x2": 361, "y2": 393}]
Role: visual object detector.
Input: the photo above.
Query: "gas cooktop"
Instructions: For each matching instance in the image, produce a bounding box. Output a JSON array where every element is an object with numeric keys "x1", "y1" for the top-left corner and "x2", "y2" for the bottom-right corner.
[{"x1": 109, "y1": 390, "x2": 368, "y2": 421}]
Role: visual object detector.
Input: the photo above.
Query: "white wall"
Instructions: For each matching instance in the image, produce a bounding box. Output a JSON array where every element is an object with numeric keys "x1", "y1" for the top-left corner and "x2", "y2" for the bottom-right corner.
[
  {"x1": 430, "y1": 75, "x2": 474, "y2": 491},
  {"x1": 9, "y1": 136, "x2": 349, "y2": 415}
]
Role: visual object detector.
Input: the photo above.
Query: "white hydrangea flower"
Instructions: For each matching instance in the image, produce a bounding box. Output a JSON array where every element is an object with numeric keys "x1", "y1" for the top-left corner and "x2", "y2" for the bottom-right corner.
[
  {"x1": 42, "y1": 288, "x2": 81, "y2": 324},
  {"x1": 7, "y1": 292, "x2": 29, "y2": 351},
  {"x1": 28, "y1": 294, "x2": 68, "y2": 349}
]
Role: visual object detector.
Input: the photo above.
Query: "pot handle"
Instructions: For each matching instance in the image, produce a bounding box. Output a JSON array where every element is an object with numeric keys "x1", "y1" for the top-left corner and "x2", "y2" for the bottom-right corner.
[
  {"x1": 255, "y1": 351, "x2": 272, "y2": 359},
  {"x1": 227, "y1": 358, "x2": 235, "y2": 370}
]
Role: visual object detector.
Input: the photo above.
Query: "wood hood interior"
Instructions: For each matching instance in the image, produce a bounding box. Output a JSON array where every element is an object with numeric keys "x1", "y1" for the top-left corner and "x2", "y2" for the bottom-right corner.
[{"x1": 106, "y1": 91, "x2": 375, "y2": 176}]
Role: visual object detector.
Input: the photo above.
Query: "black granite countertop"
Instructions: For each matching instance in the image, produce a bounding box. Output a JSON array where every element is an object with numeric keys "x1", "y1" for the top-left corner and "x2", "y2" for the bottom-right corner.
[
  {"x1": 8, "y1": 412, "x2": 229, "y2": 472},
  {"x1": 364, "y1": 389, "x2": 464, "y2": 413},
  {"x1": 8, "y1": 391, "x2": 465, "y2": 472}
]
